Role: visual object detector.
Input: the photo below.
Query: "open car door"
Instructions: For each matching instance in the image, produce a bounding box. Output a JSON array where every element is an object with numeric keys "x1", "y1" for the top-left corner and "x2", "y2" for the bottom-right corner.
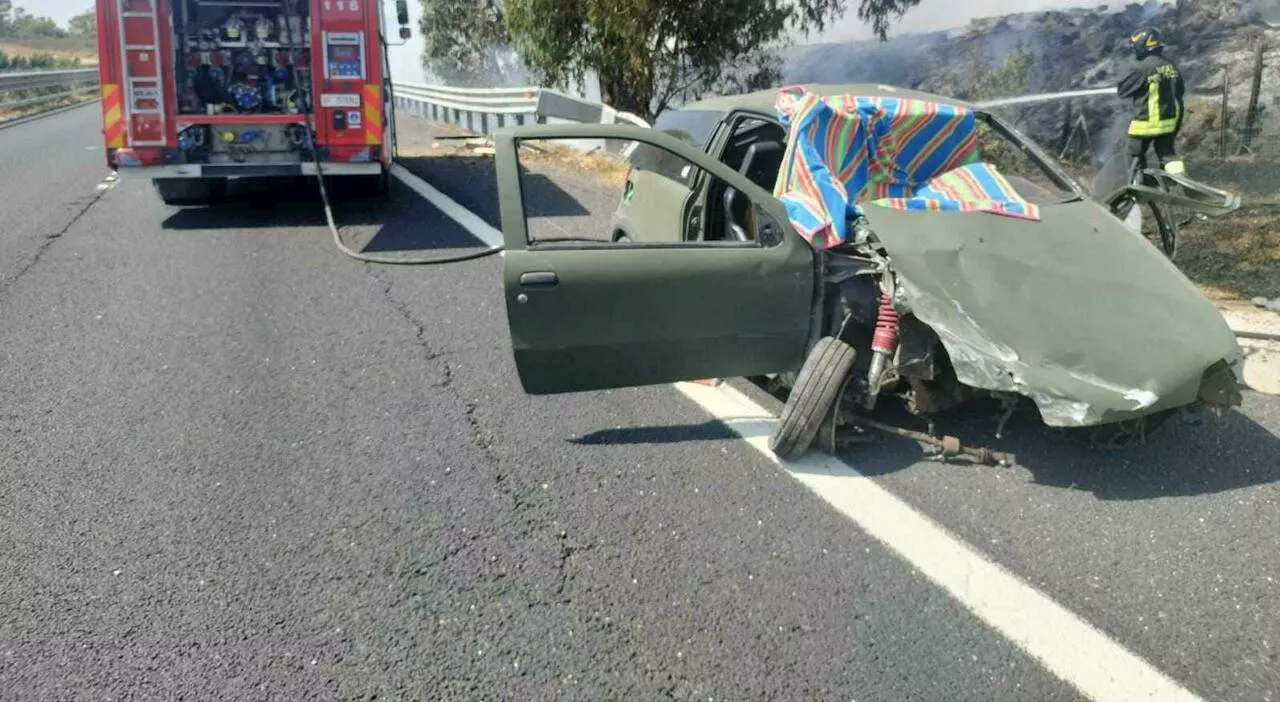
[{"x1": 492, "y1": 123, "x2": 818, "y2": 395}]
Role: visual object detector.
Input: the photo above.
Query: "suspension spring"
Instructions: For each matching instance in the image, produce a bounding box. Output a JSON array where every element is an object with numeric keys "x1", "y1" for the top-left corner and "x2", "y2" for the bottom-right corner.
[{"x1": 871, "y1": 293, "x2": 900, "y2": 353}]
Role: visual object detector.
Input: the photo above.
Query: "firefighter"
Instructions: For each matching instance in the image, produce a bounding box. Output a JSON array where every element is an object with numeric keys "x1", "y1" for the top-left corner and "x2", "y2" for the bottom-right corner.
[{"x1": 1117, "y1": 27, "x2": 1186, "y2": 177}]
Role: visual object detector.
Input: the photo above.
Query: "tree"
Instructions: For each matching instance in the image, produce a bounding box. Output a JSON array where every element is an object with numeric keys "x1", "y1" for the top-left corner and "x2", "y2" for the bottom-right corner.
[
  {"x1": 9, "y1": 6, "x2": 68, "y2": 38},
  {"x1": 856, "y1": 0, "x2": 921, "y2": 40},
  {"x1": 417, "y1": 0, "x2": 926, "y2": 121},
  {"x1": 68, "y1": 9, "x2": 96, "y2": 39},
  {"x1": 418, "y1": 0, "x2": 514, "y2": 87}
]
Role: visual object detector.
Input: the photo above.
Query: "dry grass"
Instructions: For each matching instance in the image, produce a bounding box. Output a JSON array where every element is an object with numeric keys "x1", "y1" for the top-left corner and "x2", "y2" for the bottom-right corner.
[
  {"x1": 1177, "y1": 207, "x2": 1280, "y2": 300},
  {"x1": 0, "y1": 38, "x2": 98, "y2": 63},
  {"x1": 518, "y1": 140, "x2": 631, "y2": 187},
  {"x1": 0, "y1": 93, "x2": 97, "y2": 123},
  {"x1": 400, "y1": 130, "x2": 631, "y2": 188}
]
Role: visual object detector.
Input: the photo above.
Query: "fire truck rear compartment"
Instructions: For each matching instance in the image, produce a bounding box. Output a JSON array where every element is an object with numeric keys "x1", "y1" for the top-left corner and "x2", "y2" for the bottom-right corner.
[
  {"x1": 173, "y1": 0, "x2": 313, "y2": 118},
  {"x1": 165, "y1": 0, "x2": 316, "y2": 166}
]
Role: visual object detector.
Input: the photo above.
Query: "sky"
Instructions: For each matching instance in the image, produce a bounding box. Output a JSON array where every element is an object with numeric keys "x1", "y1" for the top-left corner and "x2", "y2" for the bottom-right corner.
[
  {"x1": 31, "y1": 0, "x2": 1137, "y2": 34},
  {"x1": 27, "y1": 0, "x2": 92, "y2": 28}
]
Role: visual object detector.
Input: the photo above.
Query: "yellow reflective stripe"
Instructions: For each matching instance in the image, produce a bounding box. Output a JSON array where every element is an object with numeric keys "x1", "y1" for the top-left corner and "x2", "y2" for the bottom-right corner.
[
  {"x1": 1148, "y1": 75, "x2": 1161, "y2": 124},
  {"x1": 1129, "y1": 72, "x2": 1178, "y2": 136},
  {"x1": 1128, "y1": 119, "x2": 1177, "y2": 136}
]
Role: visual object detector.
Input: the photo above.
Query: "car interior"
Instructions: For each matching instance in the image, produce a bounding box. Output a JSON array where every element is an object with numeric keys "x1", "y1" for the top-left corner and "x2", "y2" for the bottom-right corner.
[
  {"x1": 690, "y1": 109, "x2": 1078, "y2": 244},
  {"x1": 702, "y1": 115, "x2": 789, "y2": 243}
]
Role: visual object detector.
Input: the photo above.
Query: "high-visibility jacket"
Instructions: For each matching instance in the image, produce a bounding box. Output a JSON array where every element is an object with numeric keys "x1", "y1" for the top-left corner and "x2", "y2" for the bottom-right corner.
[{"x1": 1117, "y1": 54, "x2": 1186, "y2": 137}]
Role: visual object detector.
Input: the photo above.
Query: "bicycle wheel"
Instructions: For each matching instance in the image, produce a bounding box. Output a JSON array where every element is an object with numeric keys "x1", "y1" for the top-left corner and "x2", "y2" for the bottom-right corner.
[
  {"x1": 1143, "y1": 199, "x2": 1178, "y2": 259},
  {"x1": 1128, "y1": 161, "x2": 1179, "y2": 260}
]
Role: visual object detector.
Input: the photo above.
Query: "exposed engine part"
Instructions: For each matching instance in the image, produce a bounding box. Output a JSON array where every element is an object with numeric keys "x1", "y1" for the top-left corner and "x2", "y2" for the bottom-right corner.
[
  {"x1": 863, "y1": 290, "x2": 900, "y2": 408},
  {"x1": 843, "y1": 414, "x2": 1016, "y2": 467},
  {"x1": 994, "y1": 394, "x2": 1020, "y2": 439}
]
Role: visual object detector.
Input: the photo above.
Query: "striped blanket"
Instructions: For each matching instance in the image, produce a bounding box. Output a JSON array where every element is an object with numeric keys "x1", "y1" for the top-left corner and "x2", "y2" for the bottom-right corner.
[{"x1": 772, "y1": 86, "x2": 1041, "y2": 251}]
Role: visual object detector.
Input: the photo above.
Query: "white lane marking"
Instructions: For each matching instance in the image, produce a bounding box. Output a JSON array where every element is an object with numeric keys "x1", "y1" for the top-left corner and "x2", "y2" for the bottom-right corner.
[
  {"x1": 672, "y1": 380, "x2": 1202, "y2": 702},
  {"x1": 95, "y1": 172, "x2": 119, "y2": 192},
  {"x1": 389, "y1": 163, "x2": 504, "y2": 249}
]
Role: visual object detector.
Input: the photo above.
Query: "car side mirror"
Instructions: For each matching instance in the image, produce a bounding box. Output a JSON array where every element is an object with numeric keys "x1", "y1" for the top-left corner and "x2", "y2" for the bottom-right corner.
[{"x1": 395, "y1": 0, "x2": 410, "y2": 27}]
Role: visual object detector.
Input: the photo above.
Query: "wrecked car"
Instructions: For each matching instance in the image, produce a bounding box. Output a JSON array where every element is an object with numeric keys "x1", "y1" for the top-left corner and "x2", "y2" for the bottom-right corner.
[{"x1": 491, "y1": 82, "x2": 1245, "y2": 463}]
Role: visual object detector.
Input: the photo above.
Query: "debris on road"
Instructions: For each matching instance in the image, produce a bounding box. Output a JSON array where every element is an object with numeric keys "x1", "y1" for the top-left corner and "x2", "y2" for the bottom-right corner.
[{"x1": 840, "y1": 413, "x2": 1017, "y2": 467}]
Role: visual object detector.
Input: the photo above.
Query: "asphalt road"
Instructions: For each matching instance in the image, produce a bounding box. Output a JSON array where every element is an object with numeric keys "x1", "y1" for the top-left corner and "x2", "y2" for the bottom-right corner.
[{"x1": 0, "y1": 103, "x2": 1276, "y2": 700}]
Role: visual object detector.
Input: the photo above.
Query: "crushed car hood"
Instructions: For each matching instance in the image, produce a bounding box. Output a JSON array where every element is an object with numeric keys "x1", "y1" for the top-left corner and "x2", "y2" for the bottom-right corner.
[
  {"x1": 770, "y1": 85, "x2": 1241, "y2": 427},
  {"x1": 861, "y1": 200, "x2": 1241, "y2": 426}
]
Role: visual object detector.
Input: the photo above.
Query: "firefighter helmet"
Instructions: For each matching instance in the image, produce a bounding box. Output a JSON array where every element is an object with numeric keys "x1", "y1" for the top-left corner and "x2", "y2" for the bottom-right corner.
[{"x1": 1130, "y1": 27, "x2": 1163, "y2": 58}]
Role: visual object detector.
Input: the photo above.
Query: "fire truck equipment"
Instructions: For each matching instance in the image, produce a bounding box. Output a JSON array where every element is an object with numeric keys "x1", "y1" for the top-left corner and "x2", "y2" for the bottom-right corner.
[{"x1": 95, "y1": 0, "x2": 399, "y2": 204}]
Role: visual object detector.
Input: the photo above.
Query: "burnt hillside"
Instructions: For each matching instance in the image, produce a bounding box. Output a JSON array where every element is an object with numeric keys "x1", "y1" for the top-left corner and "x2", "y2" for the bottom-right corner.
[{"x1": 784, "y1": 0, "x2": 1280, "y2": 164}]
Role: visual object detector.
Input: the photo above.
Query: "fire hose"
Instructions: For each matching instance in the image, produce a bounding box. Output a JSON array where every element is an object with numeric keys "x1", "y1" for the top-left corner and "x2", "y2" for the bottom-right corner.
[{"x1": 286, "y1": 14, "x2": 505, "y2": 265}]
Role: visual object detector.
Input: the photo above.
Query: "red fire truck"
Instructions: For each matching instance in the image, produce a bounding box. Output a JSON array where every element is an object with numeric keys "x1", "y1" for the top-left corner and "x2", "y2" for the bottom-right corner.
[{"x1": 93, "y1": 0, "x2": 411, "y2": 204}]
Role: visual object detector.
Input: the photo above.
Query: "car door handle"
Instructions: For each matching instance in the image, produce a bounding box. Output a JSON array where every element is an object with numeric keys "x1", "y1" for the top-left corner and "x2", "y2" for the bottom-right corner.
[{"x1": 519, "y1": 271, "x2": 558, "y2": 288}]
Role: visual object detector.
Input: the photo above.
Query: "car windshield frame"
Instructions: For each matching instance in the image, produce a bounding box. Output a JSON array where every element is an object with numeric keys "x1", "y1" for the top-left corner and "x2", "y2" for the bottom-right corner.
[{"x1": 974, "y1": 109, "x2": 1088, "y2": 202}]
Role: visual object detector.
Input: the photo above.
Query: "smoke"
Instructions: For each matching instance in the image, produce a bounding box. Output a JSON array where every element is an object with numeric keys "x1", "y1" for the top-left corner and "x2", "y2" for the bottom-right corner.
[
  {"x1": 805, "y1": 0, "x2": 1150, "y2": 44},
  {"x1": 1241, "y1": 0, "x2": 1280, "y2": 24},
  {"x1": 1093, "y1": 109, "x2": 1130, "y2": 164},
  {"x1": 421, "y1": 45, "x2": 531, "y2": 89}
]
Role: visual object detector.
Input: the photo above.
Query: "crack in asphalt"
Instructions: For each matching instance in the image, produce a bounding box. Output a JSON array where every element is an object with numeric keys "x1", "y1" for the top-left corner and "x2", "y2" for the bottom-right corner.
[
  {"x1": 1, "y1": 188, "x2": 109, "y2": 296},
  {"x1": 373, "y1": 270, "x2": 588, "y2": 604}
]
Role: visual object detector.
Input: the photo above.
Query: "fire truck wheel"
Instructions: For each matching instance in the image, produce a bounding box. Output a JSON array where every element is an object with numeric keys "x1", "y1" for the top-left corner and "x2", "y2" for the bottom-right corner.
[
  {"x1": 153, "y1": 178, "x2": 227, "y2": 206},
  {"x1": 363, "y1": 169, "x2": 391, "y2": 197},
  {"x1": 768, "y1": 336, "x2": 857, "y2": 461},
  {"x1": 331, "y1": 172, "x2": 390, "y2": 200}
]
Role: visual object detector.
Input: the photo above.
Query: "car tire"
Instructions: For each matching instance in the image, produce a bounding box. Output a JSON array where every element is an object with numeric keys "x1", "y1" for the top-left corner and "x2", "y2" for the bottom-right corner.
[
  {"x1": 365, "y1": 168, "x2": 392, "y2": 197},
  {"x1": 769, "y1": 336, "x2": 857, "y2": 461}
]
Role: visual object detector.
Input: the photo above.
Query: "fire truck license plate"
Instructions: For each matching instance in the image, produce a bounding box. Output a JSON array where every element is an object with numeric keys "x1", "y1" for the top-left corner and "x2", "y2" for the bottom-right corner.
[{"x1": 320, "y1": 93, "x2": 361, "y2": 108}]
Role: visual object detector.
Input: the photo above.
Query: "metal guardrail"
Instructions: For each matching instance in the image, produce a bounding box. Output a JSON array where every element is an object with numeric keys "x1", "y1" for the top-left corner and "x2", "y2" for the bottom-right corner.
[
  {"x1": 390, "y1": 81, "x2": 650, "y2": 136},
  {"x1": 0, "y1": 68, "x2": 99, "y2": 93},
  {"x1": 0, "y1": 68, "x2": 100, "y2": 118}
]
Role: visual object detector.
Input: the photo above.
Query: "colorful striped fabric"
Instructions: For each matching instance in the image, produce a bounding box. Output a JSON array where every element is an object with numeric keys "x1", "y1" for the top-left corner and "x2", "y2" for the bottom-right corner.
[
  {"x1": 772, "y1": 86, "x2": 1041, "y2": 250},
  {"x1": 875, "y1": 162, "x2": 1041, "y2": 218}
]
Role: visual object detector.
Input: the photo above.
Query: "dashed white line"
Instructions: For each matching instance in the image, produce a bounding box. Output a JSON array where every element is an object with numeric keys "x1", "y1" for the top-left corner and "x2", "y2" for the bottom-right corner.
[
  {"x1": 399, "y1": 157, "x2": 1204, "y2": 702},
  {"x1": 95, "y1": 172, "x2": 119, "y2": 192}
]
